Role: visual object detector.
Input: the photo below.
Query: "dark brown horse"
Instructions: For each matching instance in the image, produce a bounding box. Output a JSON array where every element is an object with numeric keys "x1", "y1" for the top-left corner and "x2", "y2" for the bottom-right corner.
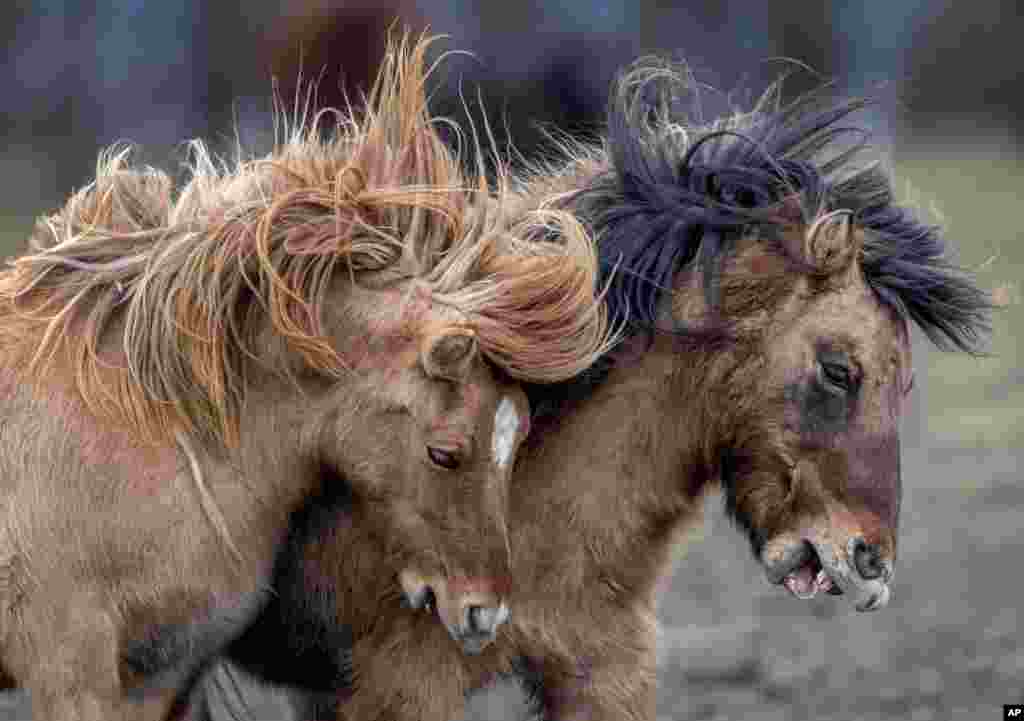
[
  {"x1": 0, "y1": 36, "x2": 611, "y2": 721},
  {"x1": 188, "y1": 57, "x2": 991, "y2": 720}
]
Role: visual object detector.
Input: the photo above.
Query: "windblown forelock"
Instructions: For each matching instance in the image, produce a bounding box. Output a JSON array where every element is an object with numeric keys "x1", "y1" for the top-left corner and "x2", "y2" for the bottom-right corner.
[
  {"x1": 559, "y1": 56, "x2": 991, "y2": 354},
  {"x1": 433, "y1": 206, "x2": 614, "y2": 383},
  {"x1": 0, "y1": 32, "x2": 613, "y2": 446}
]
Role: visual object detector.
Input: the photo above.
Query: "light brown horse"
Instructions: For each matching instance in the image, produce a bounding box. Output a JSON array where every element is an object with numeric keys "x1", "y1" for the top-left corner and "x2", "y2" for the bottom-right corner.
[
  {"x1": 0, "y1": 36, "x2": 611, "y2": 721},
  {"x1": 192, "y1": 57, "x2": 991, "y2": 721}
]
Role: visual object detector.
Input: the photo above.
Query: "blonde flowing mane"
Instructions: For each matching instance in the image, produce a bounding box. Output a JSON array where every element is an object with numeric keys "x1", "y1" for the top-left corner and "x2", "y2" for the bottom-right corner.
[{"x1": 0, "y1": 34, "x2": 611, "y2": 445}]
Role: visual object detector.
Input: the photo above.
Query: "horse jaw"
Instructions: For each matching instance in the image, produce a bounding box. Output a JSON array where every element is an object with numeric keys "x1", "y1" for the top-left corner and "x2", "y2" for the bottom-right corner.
[{"x1": 760, "y1": 531, "x2": 893, "y2": 612}]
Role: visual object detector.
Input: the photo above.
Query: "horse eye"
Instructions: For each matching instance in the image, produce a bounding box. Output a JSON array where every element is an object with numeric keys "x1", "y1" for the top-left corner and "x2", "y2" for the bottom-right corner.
[
  {"x1": 427, "y1": 446, "x2": 460, "y2": 470},
  {"x1": 820, "y1": 361, "x2": 854, "y2": 393}
]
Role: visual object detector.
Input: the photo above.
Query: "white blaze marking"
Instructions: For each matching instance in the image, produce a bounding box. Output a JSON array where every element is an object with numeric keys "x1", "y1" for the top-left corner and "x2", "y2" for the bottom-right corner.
[{"x1": 491, "y1": 396, "x2": 519, "y2": 470}]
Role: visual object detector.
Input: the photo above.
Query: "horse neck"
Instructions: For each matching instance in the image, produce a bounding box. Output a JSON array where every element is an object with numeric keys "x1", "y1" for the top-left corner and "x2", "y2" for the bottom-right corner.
[{"x1": 513, "y1": 332, "x2": 722, "y2": 599}]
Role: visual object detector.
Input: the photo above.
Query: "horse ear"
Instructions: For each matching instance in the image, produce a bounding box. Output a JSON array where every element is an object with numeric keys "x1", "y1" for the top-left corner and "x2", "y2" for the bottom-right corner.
[
  {"x1": 806, "y1": 210, "x2": 860, "y2": 274},
  {"x1": 420, "y1": 325, "x2": 478, "y2": 381},
  {"x1": 777, "y1": 208, "x2": 860, "y2": 275}
]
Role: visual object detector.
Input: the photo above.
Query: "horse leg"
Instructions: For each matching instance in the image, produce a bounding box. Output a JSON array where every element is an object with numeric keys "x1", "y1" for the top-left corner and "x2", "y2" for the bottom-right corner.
[
  {"x1": 0, "y1": 516, "x2": 24, "y2": 692},
  {"x1": 534, "y1": 658, "x2": 657, "y2": 721},
  {"x1": 331, "y1": 630, "x2": 472, "y2": 721},
  {"x1": 34, "y1": 690, "x2": 180, "y2": 721},
  {"x1": 9, "y1": 588, "x2": 174, "y2": 721},
  {"x1": 16, "y1": 589, "x2": 118, "y2": 721},
  {"x1": 525, "y1": 611, "x2": 658, "y2": 721}
]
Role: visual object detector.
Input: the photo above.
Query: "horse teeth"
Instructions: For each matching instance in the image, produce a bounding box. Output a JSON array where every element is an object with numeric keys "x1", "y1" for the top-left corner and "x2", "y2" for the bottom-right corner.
[
  {"x1": 783, "y1": 574, "x2": 817, "y2": 599},
  {"x1": 815, "y1": 569, "x2": 833, "y2": 591}
]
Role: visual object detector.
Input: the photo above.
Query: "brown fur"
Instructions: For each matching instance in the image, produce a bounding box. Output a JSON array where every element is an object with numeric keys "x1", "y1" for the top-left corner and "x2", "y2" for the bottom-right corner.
[
  {"x1": 0, "y1": 34, "x2": 612, "y2": 720},
  {"x1": 252, "y1": 184, "x2": 912, "y2": 721},
  {"x1": 207, "y1": 75, "x2": 972, "y2": 721}
]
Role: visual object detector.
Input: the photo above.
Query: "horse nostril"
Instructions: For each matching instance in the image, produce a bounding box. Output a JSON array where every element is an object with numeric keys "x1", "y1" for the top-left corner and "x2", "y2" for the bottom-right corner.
[
  {"x1": 403, "y1": 585, "x2": 437, "y2": 613},
  {"x1": 465, "y1": 605, "x2": 506, "y2": 635},
  {"x1": 466, "y1": 605, "x2": 490, "y2": 634},
  {"x1": 852, "y1": 538, "x2": 883, "y2": 580}
]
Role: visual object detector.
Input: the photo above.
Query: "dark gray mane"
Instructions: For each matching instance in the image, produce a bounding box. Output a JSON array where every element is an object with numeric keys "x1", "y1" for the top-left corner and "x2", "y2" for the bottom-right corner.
[{"x1": 526, "y1": 58, "x2": 991, "y2": 421}]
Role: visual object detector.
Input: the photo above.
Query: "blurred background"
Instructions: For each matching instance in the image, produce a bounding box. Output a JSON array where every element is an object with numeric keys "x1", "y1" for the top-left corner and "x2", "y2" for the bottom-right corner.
[{"x1": 0, "y1": 1, "x2": 1020, "y2": 719}]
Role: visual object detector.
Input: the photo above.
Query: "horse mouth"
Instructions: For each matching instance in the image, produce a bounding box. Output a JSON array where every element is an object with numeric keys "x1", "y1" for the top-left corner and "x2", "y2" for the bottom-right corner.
[
  {"x1": 763, "y1": 539, "x2": 891, "y2": 612},
  {"x1": 767, "y1": 540, "x2": 842, "y2": 600},
  {"x1": 399, "y1": 571, "x2": 509, "y2": 654}
]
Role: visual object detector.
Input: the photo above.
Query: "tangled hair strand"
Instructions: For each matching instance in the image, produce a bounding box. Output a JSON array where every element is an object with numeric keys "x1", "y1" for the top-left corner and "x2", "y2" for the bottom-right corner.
[{"x1": 0, "y1": 33, "x2": 611, "y2": 446}]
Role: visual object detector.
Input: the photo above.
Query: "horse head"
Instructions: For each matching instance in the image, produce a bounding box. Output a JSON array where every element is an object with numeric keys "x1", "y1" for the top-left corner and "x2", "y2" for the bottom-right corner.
[
  {"x1": 558, "y1": 58, "x2": 990, "y2": 613},
  {"x1": 309, "y1": 305, "x2": 527, "y2": 654}
]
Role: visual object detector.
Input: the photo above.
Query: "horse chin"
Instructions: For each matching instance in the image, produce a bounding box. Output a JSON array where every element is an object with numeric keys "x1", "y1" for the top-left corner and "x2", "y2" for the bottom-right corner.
[{"x1": 760, "y1": 535, "x2": 892, "y2": 613}]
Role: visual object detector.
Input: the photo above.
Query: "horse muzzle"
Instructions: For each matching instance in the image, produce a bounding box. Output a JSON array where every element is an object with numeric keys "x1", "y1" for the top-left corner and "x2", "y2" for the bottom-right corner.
[
  {"x1": 447, "y1": 601, "x2": 511, "y2": 654},
  {"x1": 762, "y1": 535, "x2": 894, "y2": 612},
  {"x1": 400, "y1": 570, "x2": 511, "y2": 653}
]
